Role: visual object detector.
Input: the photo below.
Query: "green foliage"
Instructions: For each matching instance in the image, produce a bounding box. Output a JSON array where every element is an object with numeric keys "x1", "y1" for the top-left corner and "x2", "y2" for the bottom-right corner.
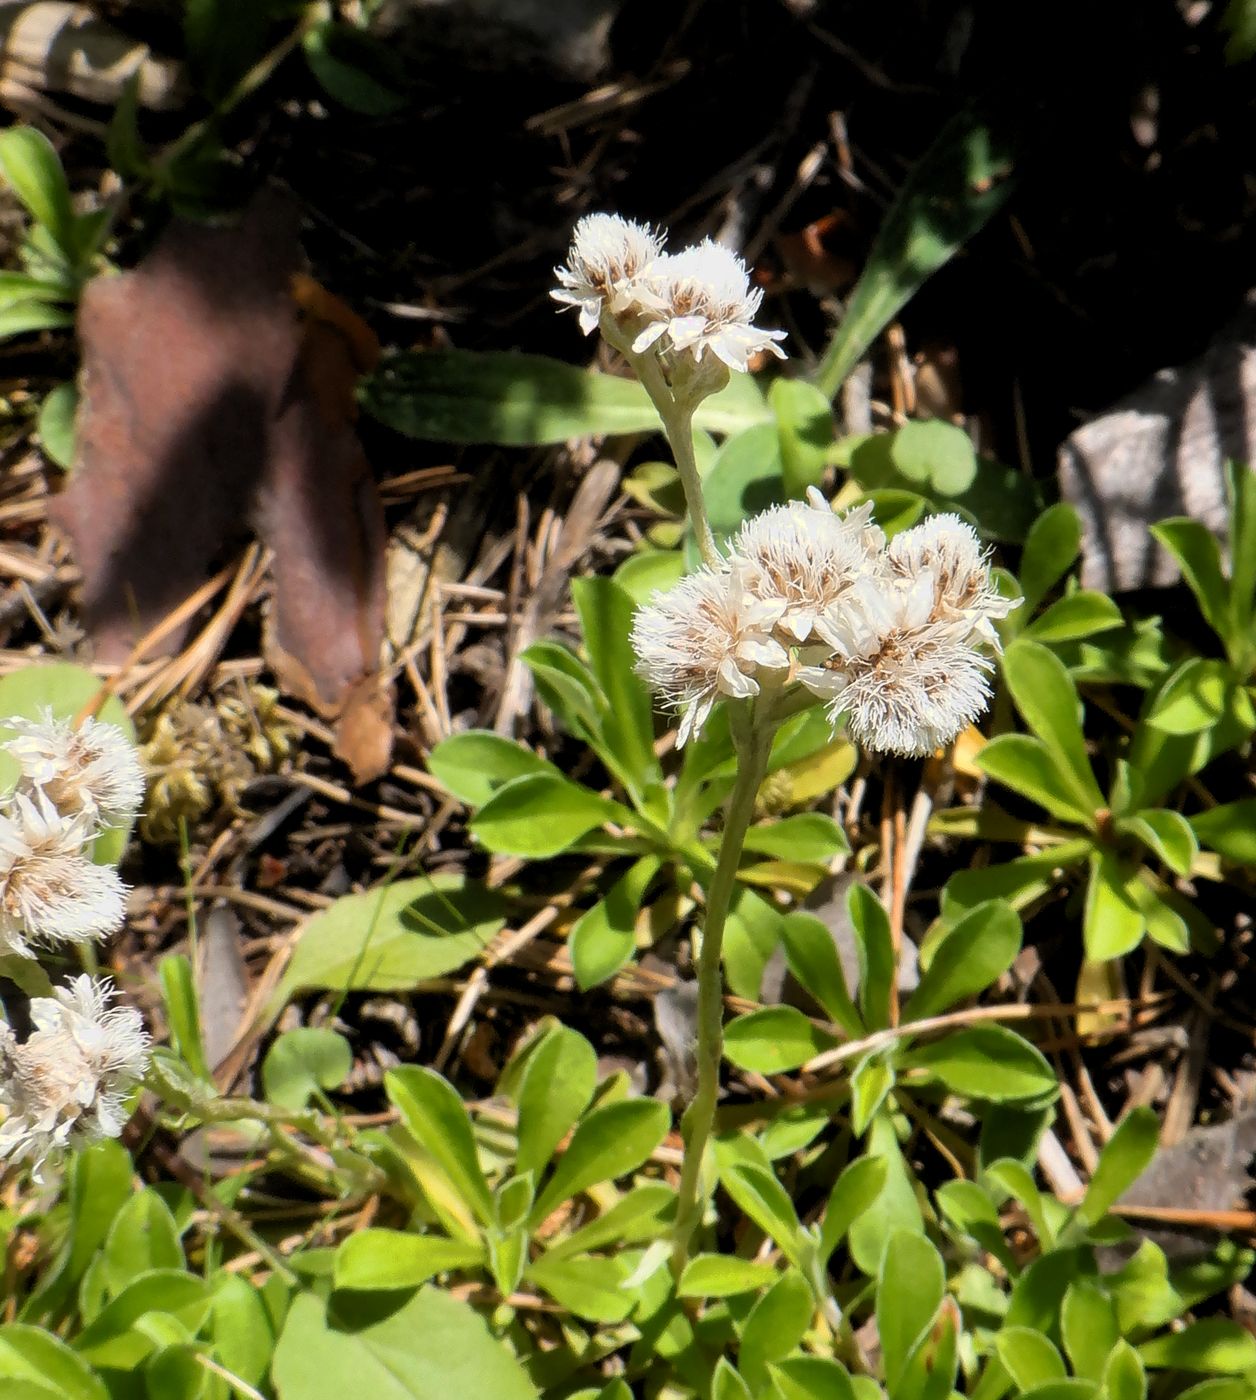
[
  {"x1": 811, "y1": 113, "x2": 1016, "y2": 400},
  {"x1": 839, "y1": 422, "x2": 1042, "y2": 543},
  {"x1": 972, "y1": 632, "x2": 1235, "y2": 961},
  {"x1": 360, "y1": 348, "x2": 771, "y2": 445},
  {"x1": 423, "y1": 577, "x2": 852, "y2": 993},
  {"x1": 268, "y1": 871, "x2": 507, "y2": 1014}
]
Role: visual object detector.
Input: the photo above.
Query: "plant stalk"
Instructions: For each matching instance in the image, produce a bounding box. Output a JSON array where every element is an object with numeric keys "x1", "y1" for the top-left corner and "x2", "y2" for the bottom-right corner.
[
  {"x1": 630, "y1": 349, "x2": 718, "y2": 566},
  {"x1": 671, "y1": 711, "x2": 775, "y2": 1279}
]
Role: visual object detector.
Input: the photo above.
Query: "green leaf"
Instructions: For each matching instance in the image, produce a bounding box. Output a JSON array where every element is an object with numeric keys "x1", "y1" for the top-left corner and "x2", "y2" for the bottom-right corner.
[
  {"x1": 542, "y1": 1182, "x2": 675, "y2": 1261},
  {"x1": 515, "y1": 1026, "x2": 597, "y2": 1181},
  {"x1": 1121, "y1": 809, "x2": 1197, "y2": 876},
  {"x1": 569, "y1": 855, "x2": 661, "y2": 990},
  {"x1": 1015, "y1": 1385, "x2": 1098, "y2": 1400},
  {"x1": 720, "y1": 1163, "x2": 806, "y2": 1268},
  {"x1": 1079, "y1": 1107, "x2": 1158, "y2": 1226},
  {"x1": 986, "y1": 1156, "x2": 1054, "y2": 1249},
  {"x1": 848, "y1": 1113, "x2": 923, "y2": 1275},
  {"x1": 270, "y1": 873, "x2": 504, "y2": 1014},
  {"x1": 1024, "y1": 592, "x2": 1123, "y2": 644},
  {"x1": 1103, "y1": 1341, "x2": 1146, "y2": 1400},
  {"x1": 158, "y1": 954, "x2": 210, "y2": 1082},
  {"x1": 210, "y1": 1274, "x2": 275, "y2": 1387},
  {"x1": 426, "y1": 731, "x2": 557, "y2": 807},
  {"x1": 995, "y1": 1326, "x2": 1067, "y2": 1390},
  {"x1": 613, "y1": 547, "x2": 686, "y2": 604},
  {"x1": 272, "y1": 1287, "x2": 537, "y2": 1399},
  {"x1": 1083, "y1": 850, "x2": 1145, "y2": 961},
  {"x1": 1225, "y1": 459, "x2": 1256, "y2": 638},
  {"x1": 1172, "y1": 1383, "x2": 1250, "y2": 1400},
  {"x1": 1191, "y1": 798, "x2": 1256, "y2": 864},
  {"x1": 742, "y1": 813, "x2": 850, "y2": 864},
  {"x1": 362, "y1": 349, "x2": 766, "y2": 447},
  {"x1": 470, "y1": 772, "x2": 629, "y2": 857},
  {"x1": 704, "y1": 422, "x2": 787, "y2": 539},
  {"x1": 1142, "y1": 657, "x2": 1235, "y2": 735},
  {"x1": 572, "y1": 575, "x2": 660, "y2": 794},
  {"x1": 739, "y1": 1270, "x2": 814, "y2": 1392},
  {"x1": 1149, "y1": 518, "x2": 1231, "y2": 645},
  {"x1": 877, "y1": 1231, "x2": 945, "y2": 1393},
  {"x1": 714, "y1": 1358, "x2": 754, "y2": 1400},
  {"x1": 1018, "y1": 504, "x2": 1081, "y2": 614},
  {"x1": 723, "y1": 1006, "x2": 837, "y2": 1074},
  {"x1": 724, "y1": 886, "x2": 788, "y2": 1002},
  {"x1": 22, "y1": 1138, "x2": 131, "y2": 1318},
  {"x1": 386, "y1": 1066, "x2": 494, "y2": 1226},
  {"x1": 520, "y1": 642, "x2": 609, "y2": 752},
  {"x1": 901, "y1": 1024, "x2": 1056, "y2": 1102},
  {"x1": 1001, "y1": 639, "x2": 1104, "y2": 812},
  {"x1": 846, "y1": 431, "x2": 1040, "y2": 542},
  {"x1": 677, "y1": 1255, "x2": 780, "y2": 1298},
  {"x1": 302, "y1": 21, "x2": 406, "y2": 115},
  {"x1": 768, "y1": 1357, "x2": 858, "y2": 1400},
  {"x1": 1061, "y1": 1280, "x2": 1118, "y2": 1382},
  {"x1": 71, "y1": 1270, "x2": 208, "y2": 1365},
  {"x1": 528, "y1": 1099, "x2": 669, "y2": 1226},
  {"x1": 848, "y1": 883, "x2": 894, "y2": 1030},
  {"x1": 0, "y1": 1325, "x2": 107, "y2": 1400},
  {"x1": 262, "y1": 1028, "x2": 352, "y2": 1109},
  {"x1": 904, "y1": 899, "x2": 1021, "y2": 1020},
  {"x1": 697, "y1": 371, "x2": 775, "y2": 435},
  {"x1": 781, "y1": 911, "x2": 863, "y2": 1037},
  {"x1": 771, "y1": 377, "x2": 832, "y2": 498},
  {"x1": 101, "y1": 1190, "x2": 183, "y2": 1295},
  {"x1": 850, "y1": 1055, "x2": 895, "y2": 1136},
  {"x1": 333, "y1": 1230, "x2": 484, "y2": 1290},
  {"x1": 977, "y1": 734, "x2": 1097, "y2": 824},
  {"x1": 1136, "y1": 1319, "x2": 1256, "y2": 1374},
  {"x1": 525, "y1": 1252, "x2": 637, "y2": 1323},
  {"x1": 36, "y1": 382, "x2": 77, "y2": 470},
  {"x1": 362, "y1": 349, "x2": 662, "y2": 444},
  {"x1": 818, "y1": 1156, "x2": 888, "y2": 1264},
  {"x1": 942, "y1": 842, "x2": 1089, "y2": 923},
  {"x1": 814, "y1": 114, "x2": 1014, "y2": 400},
  {"x1": 0, "y1": 128, "x2": 76, "y2": 261},
  {"x1": 182, "y1": 0, "x2": 282, "y2": 104}
]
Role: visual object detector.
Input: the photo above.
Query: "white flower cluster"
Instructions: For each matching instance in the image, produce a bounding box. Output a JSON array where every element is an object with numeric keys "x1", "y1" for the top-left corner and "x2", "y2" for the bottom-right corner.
[
  {"x1": 0, "y1": 977, "x2": 149, "y2": 1176},
  {"x1": 553, "y1": 213, "x2": 786, "y2": 373},
  {"x1": 0, "y1": 710, "x2": 149, "y2": 1174},
  {"x1": 631, "y1": 496, "x2": 1018, "y2": 756}
]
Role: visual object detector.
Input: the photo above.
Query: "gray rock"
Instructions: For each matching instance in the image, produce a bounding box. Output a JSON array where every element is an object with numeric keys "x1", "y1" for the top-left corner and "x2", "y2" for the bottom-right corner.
[
  {"x1": 1059, "y1": 291, "x2": 1256, "y2": 593},
  {"x1": 370, "y1": 0, "x2": 624, "y2": 81}
]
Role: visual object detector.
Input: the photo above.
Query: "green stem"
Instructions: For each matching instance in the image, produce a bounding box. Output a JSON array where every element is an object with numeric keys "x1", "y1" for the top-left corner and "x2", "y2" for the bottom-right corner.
[
  {"x1": 671, "y1": 711, "x2": 775, "y2": 1279},
  {"x1": 631, "y1": 350, "x2": 718, "y2": 566}
]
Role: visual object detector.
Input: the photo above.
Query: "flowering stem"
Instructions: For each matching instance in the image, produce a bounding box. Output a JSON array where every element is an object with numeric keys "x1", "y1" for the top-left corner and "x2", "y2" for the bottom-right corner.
[
  {"x1": 630, "y1": 350, "x2": 719, "y2": 567},
  {"x1": 671, "y1": 709, "x2": 775, "y2": 1280}
]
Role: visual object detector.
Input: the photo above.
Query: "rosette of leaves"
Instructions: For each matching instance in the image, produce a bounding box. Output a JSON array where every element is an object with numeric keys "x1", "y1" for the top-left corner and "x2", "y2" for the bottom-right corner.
[
  {"x1": 959, "y1": 476, "x2": 1256, "y2": 962},
  {"x1": 427, "y1": 576, "x2": 853, "y2": 998}
]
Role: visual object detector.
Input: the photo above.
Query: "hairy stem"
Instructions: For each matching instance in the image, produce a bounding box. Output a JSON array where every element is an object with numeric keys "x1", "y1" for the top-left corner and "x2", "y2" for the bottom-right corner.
[
  {"x1": 631, "y1": 350, "x2": 718, "y2": 566},
  {"x1": 671, "y1": 712, "x2": 775, "y2": 1279}
]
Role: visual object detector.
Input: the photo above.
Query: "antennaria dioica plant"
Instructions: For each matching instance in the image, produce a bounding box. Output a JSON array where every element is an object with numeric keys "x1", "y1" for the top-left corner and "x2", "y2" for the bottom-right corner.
[{"x1": 552, "y1": 213, "x2": 1019, "y2": 1278}]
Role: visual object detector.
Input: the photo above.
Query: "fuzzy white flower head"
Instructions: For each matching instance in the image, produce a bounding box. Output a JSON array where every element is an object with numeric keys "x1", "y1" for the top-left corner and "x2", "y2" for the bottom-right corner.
[
  {"x1": 552, "y1": 213, "x2": 665, "y2": 336},
  {"x1": 800, "y1": 573, "x2": 994, "y2": 757},
  {"x1": 0, "y1": 975, "x2": 149, "y2": 1176},
  {"x1": 886, "y1": 514, "x2": 1019, "y2": 649},
  {"x1": 632, "y1": 239, "x2": 787, "y2": 371},
  {"x1": 734, "y1": 493, "x2": 885, "y2": 643},
  {"x1": 632, "y1": 562, "x2": 790, "y2": 745},
  {"x1": 0, "y1": 792, "x2": 126, "y2": 957},
  {"x1": 2, "y1": 710, "x2": 145, "y2": 829}
]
